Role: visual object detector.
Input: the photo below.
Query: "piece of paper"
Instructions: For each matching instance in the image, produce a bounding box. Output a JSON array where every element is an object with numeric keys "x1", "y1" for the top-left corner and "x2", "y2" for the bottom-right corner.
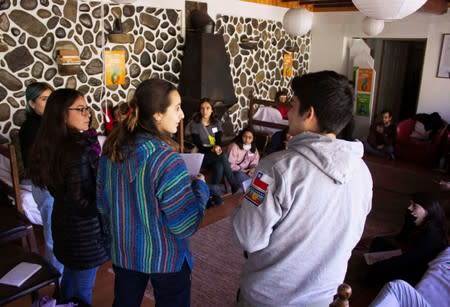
[
  {"x1": 0, "y1": 262, "x2": 42, "y2": 287},
  {"x1": 180, "y1": 153, "x2": 204, "y2": 176},
  {"x1": 364, "y1": 249, "x2": 402, "y2": 265},
  {"x1": 242, "y1": 178, "x2": 252, "y2": 192}
]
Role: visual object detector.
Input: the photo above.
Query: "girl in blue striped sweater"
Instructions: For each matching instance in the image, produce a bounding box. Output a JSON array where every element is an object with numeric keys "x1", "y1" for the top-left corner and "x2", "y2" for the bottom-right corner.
[{"x1": 97, "y1": 79, "x2": 210, "y2": 307}]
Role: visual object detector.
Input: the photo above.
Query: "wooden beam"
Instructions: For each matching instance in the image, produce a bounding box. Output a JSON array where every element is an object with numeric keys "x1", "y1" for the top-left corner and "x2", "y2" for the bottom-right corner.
[{"x1": 420, "y1": 0, "x2": 448, "y2": 14}]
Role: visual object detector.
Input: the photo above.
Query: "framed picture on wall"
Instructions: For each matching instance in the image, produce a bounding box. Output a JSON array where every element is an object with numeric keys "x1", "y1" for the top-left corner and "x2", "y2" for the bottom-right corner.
[
  {"x1": 436, "y1": 33, "x2": 450, "y2": 78},
  {"x1": 105, "y1": 50, "x2": 126, "y2": 86}
]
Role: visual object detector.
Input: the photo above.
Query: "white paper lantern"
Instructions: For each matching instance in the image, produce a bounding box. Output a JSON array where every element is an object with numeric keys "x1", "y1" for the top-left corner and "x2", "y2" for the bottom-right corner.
[
  {"x1": 283, "y1": 8, "x2": 313, "y2": 37},
  {"x1": 362, "y1": 17, "x2": 384, "y2": 36},
  {"x1": 352, "y1": 0, "x2": 427, "y2": 20}
]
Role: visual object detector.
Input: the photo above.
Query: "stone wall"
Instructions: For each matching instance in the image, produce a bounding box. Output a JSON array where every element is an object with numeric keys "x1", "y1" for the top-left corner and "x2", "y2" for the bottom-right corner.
[
  {"x1": 0, "y1": 0, "x2": 311, "y2": 142},
  {"x1": 216, "y1": 15, "x2": 310, "y2": 132},
  {"x1": 0, "y1": 0, "x2": 182, "y2": 142}
]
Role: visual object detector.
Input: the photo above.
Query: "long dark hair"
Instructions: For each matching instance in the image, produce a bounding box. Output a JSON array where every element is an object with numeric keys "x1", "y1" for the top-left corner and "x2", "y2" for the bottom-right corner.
[
  {"x1": 234, "y1": 127, "x2": 257, "y2": 153},
  {"x1": 102, "y1": 79, "x2": 178, "y2": 162},
  {"x1": 412, "y1": 192, "x2": 448, "y2": 243},
  {"x1": 192, "y1": 98, "x2": 219, "y2": 124},
  {"x1": 29, "y1": 88, "x2": 84, "y2": 189}
]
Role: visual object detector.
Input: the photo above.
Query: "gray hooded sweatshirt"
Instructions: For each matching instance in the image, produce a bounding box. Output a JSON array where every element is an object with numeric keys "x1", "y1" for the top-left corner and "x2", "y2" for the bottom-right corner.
[{"x1": 233, "y1": 132, "x2": 372, "y2": 306}]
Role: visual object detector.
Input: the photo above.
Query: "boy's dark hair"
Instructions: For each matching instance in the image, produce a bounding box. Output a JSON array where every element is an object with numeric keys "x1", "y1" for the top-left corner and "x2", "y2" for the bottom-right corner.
[
  {"x1": 381, "y1": 109, "x2": 392, "y2": 117},
  {"x1": 291, "y1": 71, "x2": 354, "y2": 134}
]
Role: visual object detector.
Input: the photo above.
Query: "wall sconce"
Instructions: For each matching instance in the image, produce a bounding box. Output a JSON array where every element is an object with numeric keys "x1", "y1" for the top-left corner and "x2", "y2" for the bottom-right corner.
[
  {"x1": 239, "y1": 37, "x2": 259, "y2": 50},
  {"x1": 108, "y1": 18, "x2": 131, "y2": 43}
]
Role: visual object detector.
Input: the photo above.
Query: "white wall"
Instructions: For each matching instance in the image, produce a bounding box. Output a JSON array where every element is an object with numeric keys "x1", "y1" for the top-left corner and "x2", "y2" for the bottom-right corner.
[{"x1": 310, "y1": 10, "x2": 450, "y2": 122}]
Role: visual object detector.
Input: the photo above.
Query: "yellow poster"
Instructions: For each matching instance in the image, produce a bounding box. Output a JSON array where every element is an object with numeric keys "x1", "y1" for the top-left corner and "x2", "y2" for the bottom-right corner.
[
  {"x1": 105, "y1": 50, "x2": 126, "y2": 86},
  {"x1": 356, "y1": 68, "x2": 373, "y2": 92},
  {"x1": 283, "y1": 52, "x2": 293, "y2": 79}
]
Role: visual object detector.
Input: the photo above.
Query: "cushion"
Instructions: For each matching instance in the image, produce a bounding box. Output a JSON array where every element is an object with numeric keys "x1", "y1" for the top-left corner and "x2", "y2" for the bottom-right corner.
[{"x1": 410, "y1": 121, "x2": 431, "y2": 140}]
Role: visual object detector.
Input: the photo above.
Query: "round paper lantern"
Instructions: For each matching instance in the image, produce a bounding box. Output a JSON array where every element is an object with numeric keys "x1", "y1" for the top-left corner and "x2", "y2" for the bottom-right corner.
[
  {"x1": 352, "y1": 0, "x2": 427, "y2": 20},
  {"x1": 362, "y1": 17, "x2": 384, "y2": 36},
  {"x1": 283, "y1": 8, "x2": 313, "y2": 37}
]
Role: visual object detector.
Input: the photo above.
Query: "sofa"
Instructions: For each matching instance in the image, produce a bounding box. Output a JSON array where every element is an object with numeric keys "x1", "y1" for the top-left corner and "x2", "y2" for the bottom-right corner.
[{"x1": 395, "y1": 118, "x2": 448, "y2": 167}]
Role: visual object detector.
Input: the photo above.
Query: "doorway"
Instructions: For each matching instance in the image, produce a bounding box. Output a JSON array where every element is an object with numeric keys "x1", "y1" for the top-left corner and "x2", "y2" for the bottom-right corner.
[{"x1": 366, "y1": 38, "x2": 426, "y2": 124}]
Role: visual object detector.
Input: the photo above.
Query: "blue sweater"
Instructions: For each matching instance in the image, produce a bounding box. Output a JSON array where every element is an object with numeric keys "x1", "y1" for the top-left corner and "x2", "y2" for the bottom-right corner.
[{"x1": 97, "y1": 134, "x2": 209, "y2": 273}]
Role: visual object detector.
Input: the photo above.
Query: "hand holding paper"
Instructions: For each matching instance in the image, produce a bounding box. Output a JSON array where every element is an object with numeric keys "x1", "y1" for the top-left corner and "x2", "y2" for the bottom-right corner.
[{"x1": 180, "y1": 153, "x2": 204, "y2": 176}]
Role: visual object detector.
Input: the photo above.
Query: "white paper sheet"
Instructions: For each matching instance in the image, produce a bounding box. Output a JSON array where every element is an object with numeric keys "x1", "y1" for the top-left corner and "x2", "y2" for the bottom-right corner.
[
  {"x1": 242, "y1": 178, "x2": 252, "y2": 192},
  {"x1": 0, "y1": 262, "x2": 42, "y2": 287},
  {"x1": 180, "y1": 153, "x2": 204, "y2": 176}
]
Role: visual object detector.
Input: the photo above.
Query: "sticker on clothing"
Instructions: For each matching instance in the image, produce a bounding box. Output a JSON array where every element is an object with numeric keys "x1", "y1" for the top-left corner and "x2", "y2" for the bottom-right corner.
[{"x1": 244, "y1": 171, "x2": 273, "y2": 207}]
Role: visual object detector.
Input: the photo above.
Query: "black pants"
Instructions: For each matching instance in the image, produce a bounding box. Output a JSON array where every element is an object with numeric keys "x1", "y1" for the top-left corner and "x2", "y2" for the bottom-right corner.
[
  {"x1": 203, "y1": 151, "x2": 239, "y2": 190},
  {"x1": 112, "y1": 260, "x2": 191, "y2": 307}
]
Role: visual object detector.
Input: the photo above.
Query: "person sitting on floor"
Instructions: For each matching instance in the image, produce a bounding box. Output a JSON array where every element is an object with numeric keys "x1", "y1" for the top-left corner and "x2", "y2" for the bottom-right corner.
[
  {"x1": 363, "y1": 109, "x2": 396, "y2": 160},
  {"x1": 367, "y1": 192, "x2": 448, "y2": 286},
  {"x1": 189, "y1": 97, "x2": 240, "y2": 195},
  {"x1": 227, "y1": 127, "x2": 260, "y2": 185}
]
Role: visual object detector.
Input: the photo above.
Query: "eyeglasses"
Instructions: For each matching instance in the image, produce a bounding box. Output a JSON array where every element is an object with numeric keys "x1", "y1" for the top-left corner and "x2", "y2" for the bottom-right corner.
[{"x1": 68, "y1": 106, "x2": 91, "y2": 116}]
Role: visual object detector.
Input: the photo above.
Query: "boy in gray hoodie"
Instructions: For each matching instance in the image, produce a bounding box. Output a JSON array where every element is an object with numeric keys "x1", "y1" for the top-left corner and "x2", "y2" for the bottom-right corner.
[{"x1": 233, "y1": 71, "x2": 373, "y2": 307}]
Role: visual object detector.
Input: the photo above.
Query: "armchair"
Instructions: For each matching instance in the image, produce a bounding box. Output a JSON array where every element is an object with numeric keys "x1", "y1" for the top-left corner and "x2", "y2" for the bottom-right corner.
[{"x1": 395, "y1": 118, "x2": 448, "y2": 167}]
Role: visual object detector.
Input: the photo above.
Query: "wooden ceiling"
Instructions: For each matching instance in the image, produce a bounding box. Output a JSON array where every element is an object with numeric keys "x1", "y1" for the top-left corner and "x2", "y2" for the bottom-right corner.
[{"x1": 242, "y1": 0, "x2": 450, "y2": 13}]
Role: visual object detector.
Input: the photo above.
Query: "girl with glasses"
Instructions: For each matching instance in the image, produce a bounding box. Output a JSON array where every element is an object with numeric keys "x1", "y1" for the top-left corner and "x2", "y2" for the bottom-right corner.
[{"x1": 29, "y1": 89, "x2": 109, "y2": 305}]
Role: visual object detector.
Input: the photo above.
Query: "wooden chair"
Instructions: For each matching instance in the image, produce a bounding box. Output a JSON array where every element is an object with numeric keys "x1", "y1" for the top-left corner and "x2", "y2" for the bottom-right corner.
[
  {"x1": 247, "y1": 95, "x2": 289, "y2": 156},
  {"x1": 0, "y1": 143, "x2": 36, "y2": 251},
  {"x1": 330, "y1": 283, "x2": 352, "y2": 307},
  {"x1": 0, "y1": 143, "x2": 60, "y2": 305}
]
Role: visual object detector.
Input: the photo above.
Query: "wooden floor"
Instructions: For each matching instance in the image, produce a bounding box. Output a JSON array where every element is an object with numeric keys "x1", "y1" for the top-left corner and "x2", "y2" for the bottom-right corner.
[{"x1": 5, "y1": 156, "x2": 449, "y2": 307}]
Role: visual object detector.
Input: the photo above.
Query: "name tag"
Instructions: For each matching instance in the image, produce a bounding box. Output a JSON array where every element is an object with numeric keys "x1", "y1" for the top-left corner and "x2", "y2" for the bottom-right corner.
[{"x1": 212, "y1": 127, "x2": 218, "y2": 133}]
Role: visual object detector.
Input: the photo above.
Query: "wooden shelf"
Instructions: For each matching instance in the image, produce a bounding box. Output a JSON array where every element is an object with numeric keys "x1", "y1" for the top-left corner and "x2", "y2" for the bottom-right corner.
[{"x1": 53, "y1": 41, "x2": 81, "y2": 76}]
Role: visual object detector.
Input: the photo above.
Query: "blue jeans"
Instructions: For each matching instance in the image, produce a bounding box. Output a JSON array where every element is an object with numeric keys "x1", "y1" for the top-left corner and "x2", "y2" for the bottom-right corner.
[
  {"x1": 61, "y1": 266, "x2": 98, "y2": 304},
  {"x1": 363, "y1": 141, "x2": 394, "y2": 159},
  {"x1": 369, "y1": 280, "x2": 431, "y2": 307},
  {"x1": 32, "y1": 185, "x2": 64, "y2": 274},
  {"x1": 112, "y1": 260, "x2": 191, "y2": 307}
]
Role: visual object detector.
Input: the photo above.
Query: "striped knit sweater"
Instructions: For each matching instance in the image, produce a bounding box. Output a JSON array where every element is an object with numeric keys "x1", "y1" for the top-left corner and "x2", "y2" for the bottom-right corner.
[{"x1": 97, "y1": 134, "x2": 209, "y2": 273}]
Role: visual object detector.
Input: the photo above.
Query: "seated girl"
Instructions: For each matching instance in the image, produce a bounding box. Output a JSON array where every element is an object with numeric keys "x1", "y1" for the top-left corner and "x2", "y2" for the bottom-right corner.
[
  {"x1": 367, "y1": 192, "x2": 448, "y2": 286},
  {"x1": 227, "y1": 127, "x2": 260, "y2": 185},
  {"x1": 189, "y1": 98, "x2": 240, "y2": 194}
]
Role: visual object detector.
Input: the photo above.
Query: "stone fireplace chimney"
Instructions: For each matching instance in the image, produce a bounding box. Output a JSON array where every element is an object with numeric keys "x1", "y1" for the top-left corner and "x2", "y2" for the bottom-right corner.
[{"x1": 179, "y1": 10, "x2": 237, "y2": 121}]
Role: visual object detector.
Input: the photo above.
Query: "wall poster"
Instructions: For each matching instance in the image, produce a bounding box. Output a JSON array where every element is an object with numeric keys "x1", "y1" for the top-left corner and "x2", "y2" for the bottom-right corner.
[
  {"x1": 355, "y1": 67, "x2": 375, "y2": 117},
  {"x1": 283, "y1": 52, "x2": 293, "y2": 79},
  {"x1": 437, "y1": 33, "x2": 450, "y2": 78},
  {"x1": 105, "y1": 50, "x2": 126, "y2": 86}
]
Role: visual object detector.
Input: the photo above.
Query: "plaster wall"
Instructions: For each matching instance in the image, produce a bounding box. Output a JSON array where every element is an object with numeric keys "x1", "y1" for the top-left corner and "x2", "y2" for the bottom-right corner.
[{"x1": 310, "y1": 10, "x2": 450, "y2": 123}]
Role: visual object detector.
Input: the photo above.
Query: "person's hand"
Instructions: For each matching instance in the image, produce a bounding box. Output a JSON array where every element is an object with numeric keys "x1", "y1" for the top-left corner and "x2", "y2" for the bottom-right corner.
[
  {"x1": 376, "y1": 144, "x2": 384, "y2": 150},
  {"x1": 192, "y1": 174, "x2": 205, "y2": 182},
  {"x1": 212, "y1": 145, "x2": 222, "y2": 155},
  {"x1": 247, "y1": 168, "x2": 255, "y2": 177}
]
